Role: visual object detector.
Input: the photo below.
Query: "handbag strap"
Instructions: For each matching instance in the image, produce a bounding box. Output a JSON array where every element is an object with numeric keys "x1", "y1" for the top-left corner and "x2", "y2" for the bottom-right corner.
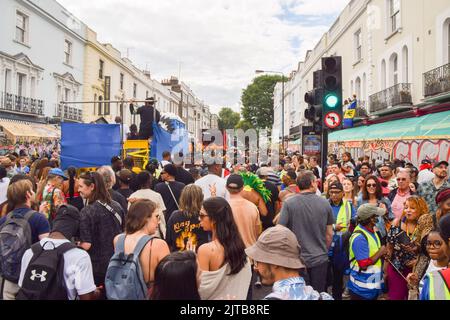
[
  {"x1": 97, "y1": 200, "x2": 123, "y2": 227},
  {"x1": 165, "y1": 182, "x2": 180, "y2": 210}
]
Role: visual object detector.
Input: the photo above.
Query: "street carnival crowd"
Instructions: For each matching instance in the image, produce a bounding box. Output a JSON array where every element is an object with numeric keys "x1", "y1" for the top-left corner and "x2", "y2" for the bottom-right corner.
[{"x1": 0, "y1": 142, "x2": 449, "y2": 301}]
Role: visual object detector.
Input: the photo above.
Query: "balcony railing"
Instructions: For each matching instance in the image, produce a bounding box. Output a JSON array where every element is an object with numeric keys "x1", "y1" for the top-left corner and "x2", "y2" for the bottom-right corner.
[
  {"x1": 369, "y1": 83, "x2": 412, "y2": 113},
  {"x1": 55, "y1": 103, "x2": 83, "y2": 122},
  {"x1": 423, "y1": 62, "x2": 450, "y2": 97},
  {"x1": 0, "y1": 92, "x2": 44, "y2": 116}
]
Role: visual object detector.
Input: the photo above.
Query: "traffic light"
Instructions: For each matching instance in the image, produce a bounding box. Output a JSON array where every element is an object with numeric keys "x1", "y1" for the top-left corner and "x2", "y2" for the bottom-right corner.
[
  {"x1": 321, "y1": 56, "x2": 342, "y2": 129},
  {"x1": 304, "y1": 89, "x2": 322, "y2": 122},
  {"x1": 304, "y1": 70, "x2": 324, "y2": 124}
]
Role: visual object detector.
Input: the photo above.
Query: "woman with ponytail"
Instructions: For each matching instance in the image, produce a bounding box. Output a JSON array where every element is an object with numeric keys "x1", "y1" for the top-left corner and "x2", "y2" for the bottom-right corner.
[{"x1": 62, "y1": 166, "x2": 84, "y2": 211}]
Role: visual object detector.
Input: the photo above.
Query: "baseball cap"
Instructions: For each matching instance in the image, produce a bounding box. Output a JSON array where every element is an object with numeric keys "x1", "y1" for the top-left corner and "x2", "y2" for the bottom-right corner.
[
  {"x1": 421, "y1": 159, "x2": 432, "y2": 165},
  {"x1": 328, "y1": 182, "x2": 344, "y2": 191},
  {"x1": 226, "y1": 174, "x2": 244, "y2": 190},
  {"x1": 433, "y1": 160, "x2": 449, "y2": 168},
  {"x1": 49, "y1": 168, "x2": 68, "y2": 180},
  {"x1": 356, "y1": 203, "x2": 386, "y2": 221},
  {"x1": 245, "y1": 225, "x2": 305, "y2": 269}
]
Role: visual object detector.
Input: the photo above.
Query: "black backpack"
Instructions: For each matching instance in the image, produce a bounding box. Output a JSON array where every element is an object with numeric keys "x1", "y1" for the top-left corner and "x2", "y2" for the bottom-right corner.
[{"x1": 16, "y1": 241, "x2": 76, "y2": 300}]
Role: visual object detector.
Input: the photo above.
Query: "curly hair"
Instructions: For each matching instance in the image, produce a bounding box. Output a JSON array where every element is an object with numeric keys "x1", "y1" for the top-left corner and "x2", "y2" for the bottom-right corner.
[{"x1": 401, "y1": 196, "x2": 429, "y2": 226}]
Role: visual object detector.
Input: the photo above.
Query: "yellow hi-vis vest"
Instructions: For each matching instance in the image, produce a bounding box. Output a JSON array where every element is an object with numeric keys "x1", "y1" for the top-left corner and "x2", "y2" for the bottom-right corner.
[
  {"x1": 335, "y1": 200, "x2": 352, "y2": 234},
  {"x1": 428, "y1": 269, "x2": 450, "y2": 300},
  {"x1": 348, "y1": 225, "x2": 383, "y2": 291}
]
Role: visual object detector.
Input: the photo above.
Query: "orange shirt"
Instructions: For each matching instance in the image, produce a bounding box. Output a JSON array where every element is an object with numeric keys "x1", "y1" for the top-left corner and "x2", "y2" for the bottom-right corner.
[{"x1": 228, "y1": 197, "x2": 261, "y2": 248}]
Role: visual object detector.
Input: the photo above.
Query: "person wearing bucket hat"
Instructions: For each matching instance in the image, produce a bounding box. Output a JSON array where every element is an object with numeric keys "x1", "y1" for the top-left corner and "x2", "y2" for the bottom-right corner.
[
  {"x1": 347, "y1": 204, "x2": 387, "y2": 300},
  {"x1": 418, "y1": 160, "x2": 449, "y2": 216},
  {"x1": 245, "y1": 225, "x2": 332, "y2": 300}
]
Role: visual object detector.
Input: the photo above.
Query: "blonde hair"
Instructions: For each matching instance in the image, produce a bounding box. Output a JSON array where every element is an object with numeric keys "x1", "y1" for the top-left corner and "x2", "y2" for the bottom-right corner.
[
  {"x1": 179, "y1": 184, "x2": 203, "y2": 217},
  {"x1": 401, "y1": 196, "x2": 429, "y2": 221}
]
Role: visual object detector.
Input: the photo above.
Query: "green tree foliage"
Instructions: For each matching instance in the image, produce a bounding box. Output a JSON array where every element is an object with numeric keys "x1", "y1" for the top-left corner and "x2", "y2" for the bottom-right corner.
[
  {"x1": 218, "y1": 107, "x2": 240, "y2": 130},
  {"x1": 235, "y1": 120, "x2": 253, "y2": 131},
  {"x1": 241, "y1": 75, "x2": 284, "y2": 129}
]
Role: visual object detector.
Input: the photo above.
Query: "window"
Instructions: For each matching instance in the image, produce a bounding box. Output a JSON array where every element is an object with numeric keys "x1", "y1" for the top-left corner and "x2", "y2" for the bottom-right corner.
[
  {"x1": 354, "y1": 29, "x2": 362, "y2": 62},
  {"x1": 355, "y1": 77, "x2": 361, "y2": 100},
  {"x1": 98, "y1": 96, "x2": 103, "y2": 115},
  {"x1": 99, "y1": 60, "x2": 104, "y2": 79},
  {"x1": 16, "y1": 11, "x2": 28, "y2": 44},
  {"x1": 4, "y1": 69, "x2": 11, "y2": 92},
  {"x1": 390, "y1": 53, "x2": 399, "y2": 86},
  {"x1": 389, "y1": 0, "x2": 400, "y2": 34},
  {"x1": 133, "y1": 83, "x2": 137, "y2": 98},
  {"x1": 448, "y1": 22, "x2": 450, "y2": 63},
  {"x1": 64, "y1": 88, "x2": 70, "y2": 102},
  {"x1": 30, "y1": 77, "x2": 35, "y2": 98},
  {"x1": 17, "y1": 73, "x2": 26, "y2": 97},
  {"x1": 120, "y1": 73, "x2": 124, "y2": 90},
  {"x1": 64, "y1": 40, "x2": 72, "y2": 65},
  {"x1": 146, "y1": 91, "x2": 149, "y2": 99}
]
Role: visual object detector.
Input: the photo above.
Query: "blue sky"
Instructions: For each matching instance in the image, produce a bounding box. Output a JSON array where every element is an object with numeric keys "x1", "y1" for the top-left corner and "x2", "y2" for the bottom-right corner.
[{"x1": 58, "y1": 0, "x2": 350, "y2": 113}]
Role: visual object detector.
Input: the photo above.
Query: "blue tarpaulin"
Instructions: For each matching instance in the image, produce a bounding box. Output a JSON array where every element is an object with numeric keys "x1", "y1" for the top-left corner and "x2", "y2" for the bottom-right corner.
[
  {"x1": 61, "y1": 123, "x2": 121, "y2": 170},
  {"x1": 150, "y1": 120, "x2": 189, "y2": 161}
]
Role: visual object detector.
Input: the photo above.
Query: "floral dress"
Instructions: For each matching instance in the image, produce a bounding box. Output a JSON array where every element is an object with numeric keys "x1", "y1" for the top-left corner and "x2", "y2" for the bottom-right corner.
[
  {"x1": 41, "y1": 184, "x2": 67, "y2": 221},
  {"x1": 387, "y1": 219, "x2": 419, "y2": 272}
]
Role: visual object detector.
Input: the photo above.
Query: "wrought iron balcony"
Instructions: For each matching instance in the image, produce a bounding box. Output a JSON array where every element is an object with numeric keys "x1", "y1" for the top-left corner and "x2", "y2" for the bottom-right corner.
[
  {"x1": 56, "y1": 103, "x2": 83, "y2": 122},
  {"x1": 369, "y1": 83, "x2": 412, "y2": 113},
  {"x1": 423, "y1": 62, "x2": 450, "y2": 97},
  {"x1": 0, "y1": 92, "x2": 44, "y2": 116}
]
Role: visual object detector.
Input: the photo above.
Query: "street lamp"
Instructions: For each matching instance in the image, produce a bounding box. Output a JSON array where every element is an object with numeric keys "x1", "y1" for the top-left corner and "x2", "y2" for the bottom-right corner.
[{"x1": 255, "y1": 70, "x2": 286, "y2": 153}]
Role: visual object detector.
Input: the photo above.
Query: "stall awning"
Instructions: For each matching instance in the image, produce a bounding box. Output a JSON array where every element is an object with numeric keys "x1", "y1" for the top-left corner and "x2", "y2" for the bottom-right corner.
[
  {"x1": 329, "y1": 110, "x2": 450, "y2": 142},
  {"x1": 0, "y1": 120, "x2": 60, "y2": 143}
]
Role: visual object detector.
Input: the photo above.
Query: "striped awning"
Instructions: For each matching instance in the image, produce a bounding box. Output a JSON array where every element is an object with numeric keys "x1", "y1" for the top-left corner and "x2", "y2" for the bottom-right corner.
[{"x1": 0, "y1": 119, "x2": 60, "y2": 143}]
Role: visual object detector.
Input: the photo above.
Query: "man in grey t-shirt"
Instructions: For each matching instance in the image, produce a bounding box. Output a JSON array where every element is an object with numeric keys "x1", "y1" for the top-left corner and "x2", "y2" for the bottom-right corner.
[{"x1": 278, "y1": 171, "x2": 335, "y2": 293}]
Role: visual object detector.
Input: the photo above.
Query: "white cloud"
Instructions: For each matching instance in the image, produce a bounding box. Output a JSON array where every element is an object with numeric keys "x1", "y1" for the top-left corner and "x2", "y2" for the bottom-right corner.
[{"x1": 57, "y1": 0, "x2": 349, "y2": 114}]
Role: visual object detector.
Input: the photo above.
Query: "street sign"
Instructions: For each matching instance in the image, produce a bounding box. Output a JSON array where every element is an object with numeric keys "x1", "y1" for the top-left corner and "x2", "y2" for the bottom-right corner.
[{"x1": 324, "y1": 112, "x2": 341, "y2": 129}]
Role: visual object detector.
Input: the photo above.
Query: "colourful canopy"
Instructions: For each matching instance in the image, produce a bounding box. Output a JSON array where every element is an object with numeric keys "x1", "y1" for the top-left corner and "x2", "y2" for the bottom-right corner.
[{"x1": 329, "y1": 110, "x2": 450, "y2": 142}]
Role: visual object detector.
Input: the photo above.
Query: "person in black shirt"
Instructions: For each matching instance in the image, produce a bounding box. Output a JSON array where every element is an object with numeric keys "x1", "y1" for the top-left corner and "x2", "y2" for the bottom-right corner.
[
  {"x1": 166, "y1": 184, "x2": 210, "y2": 252},
  {"x1": 123, "y1": 157, "x2": 139, "y2": 192},
  {"x1": 77, "y1": 171, "x2": 124, "y2": 288},
  {"x1": 127, "y1": 124, "x2": 140, "y2": 140},
  {"x1": 116, "y1": 169, "x2": 134, "y2": 201},
  {"x1": 174, "y1": 155, "x2": 195, "y2": 186},
  {"x1": 155, "y1": 164, "x2": 185, "y2": 222},
  {"x1": 129, "y1": 97, "x2": 160, "y2": 140},
  {"x1": 97, "y1": 166, "x2": 128, "y2": 215},
  {"x1": 257, "y1": 167, "x2": 280, "y2": 230}
]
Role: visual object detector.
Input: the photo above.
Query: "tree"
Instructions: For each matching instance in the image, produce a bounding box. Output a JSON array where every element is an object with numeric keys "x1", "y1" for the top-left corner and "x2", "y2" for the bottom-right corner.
[
  {"x1": 241, "y1": 75, "x2": 284, "y2": 129},
  {"x1": 235, "y1": 120, "x2": 253, "y2": 131},
  {"x1": 218, "y1": 107, "x2": 240, "y2": 130}
]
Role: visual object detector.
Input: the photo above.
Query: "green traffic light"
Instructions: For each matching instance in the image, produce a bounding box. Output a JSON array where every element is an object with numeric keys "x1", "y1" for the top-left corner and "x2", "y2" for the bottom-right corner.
[{"x1": 325, "y1": 94, "x2": 338, "y2": 108}]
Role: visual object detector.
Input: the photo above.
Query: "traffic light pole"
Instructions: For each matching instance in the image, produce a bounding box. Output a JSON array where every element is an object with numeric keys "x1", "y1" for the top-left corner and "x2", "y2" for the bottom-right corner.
[{"x1": 321, "y1": 127, "x2": 328, "y2": 188}]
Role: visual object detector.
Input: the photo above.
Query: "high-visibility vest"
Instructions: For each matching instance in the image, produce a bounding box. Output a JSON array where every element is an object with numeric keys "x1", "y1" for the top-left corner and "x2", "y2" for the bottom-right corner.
[
  {"x1": 348, "y1": 225, "x2": 383, "y2": 292},
  {"x1": 335, "y1": 200, "x2": 352, "y2": 234},
  {"x1": 427, "y1": 269, "x2": 450, "y2": 300}
]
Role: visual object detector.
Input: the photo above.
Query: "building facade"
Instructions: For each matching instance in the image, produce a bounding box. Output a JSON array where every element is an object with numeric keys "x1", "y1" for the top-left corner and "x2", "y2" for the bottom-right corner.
[
  {"x1": 273, "y1": 0, "x2": 450, "y2": 145},
  {"x1": 0, "y1": 0, "x2": 86, "y2": 123}
]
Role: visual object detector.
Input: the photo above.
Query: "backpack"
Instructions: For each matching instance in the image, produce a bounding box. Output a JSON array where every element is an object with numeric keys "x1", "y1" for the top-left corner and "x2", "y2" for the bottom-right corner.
[
  {"x1": 0, "y1": 210, "x2": 35, "y2": 283},
  {"x1": 105, "y1": 234, "x2": 154, "y2": 300},
  {"x1": 16, "y1": 241, "x2": 76, "y2": 300}
]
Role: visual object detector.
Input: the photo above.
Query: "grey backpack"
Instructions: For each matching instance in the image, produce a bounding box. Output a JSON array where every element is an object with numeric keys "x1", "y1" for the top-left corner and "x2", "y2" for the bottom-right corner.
[
  {"x1": 0, "y1": 210, "x2": 35, "y2": 283},
  {"x1": 105, "y1": 234, "x2": 153, "y2": 300}
]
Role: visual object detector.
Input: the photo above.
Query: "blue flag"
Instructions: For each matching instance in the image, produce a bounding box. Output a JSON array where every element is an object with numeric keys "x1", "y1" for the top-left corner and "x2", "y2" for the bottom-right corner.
[{"x1": 150, "y1": 119, "x2": 189, "y2": 161}]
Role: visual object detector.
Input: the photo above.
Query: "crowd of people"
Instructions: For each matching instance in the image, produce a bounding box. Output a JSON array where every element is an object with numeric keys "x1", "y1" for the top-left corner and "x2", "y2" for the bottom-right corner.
[{"x1": 0, "y1": 147, "x2": 449, "y2": 301}]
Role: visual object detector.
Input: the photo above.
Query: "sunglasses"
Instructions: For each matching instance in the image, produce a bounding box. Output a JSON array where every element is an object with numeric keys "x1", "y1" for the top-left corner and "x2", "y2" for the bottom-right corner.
[
  {"x1": 366, "y1": 183, "x2": 377, "y2": 188},
  {"x1": 426, "y1": 240, "x2": 443, "y2": 249}
]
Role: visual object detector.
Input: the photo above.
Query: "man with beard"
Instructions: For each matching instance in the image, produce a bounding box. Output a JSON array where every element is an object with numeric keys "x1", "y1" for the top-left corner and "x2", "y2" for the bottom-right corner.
[{"x1": 418, "y1": 161, "x2": 449, "y2": 215}]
